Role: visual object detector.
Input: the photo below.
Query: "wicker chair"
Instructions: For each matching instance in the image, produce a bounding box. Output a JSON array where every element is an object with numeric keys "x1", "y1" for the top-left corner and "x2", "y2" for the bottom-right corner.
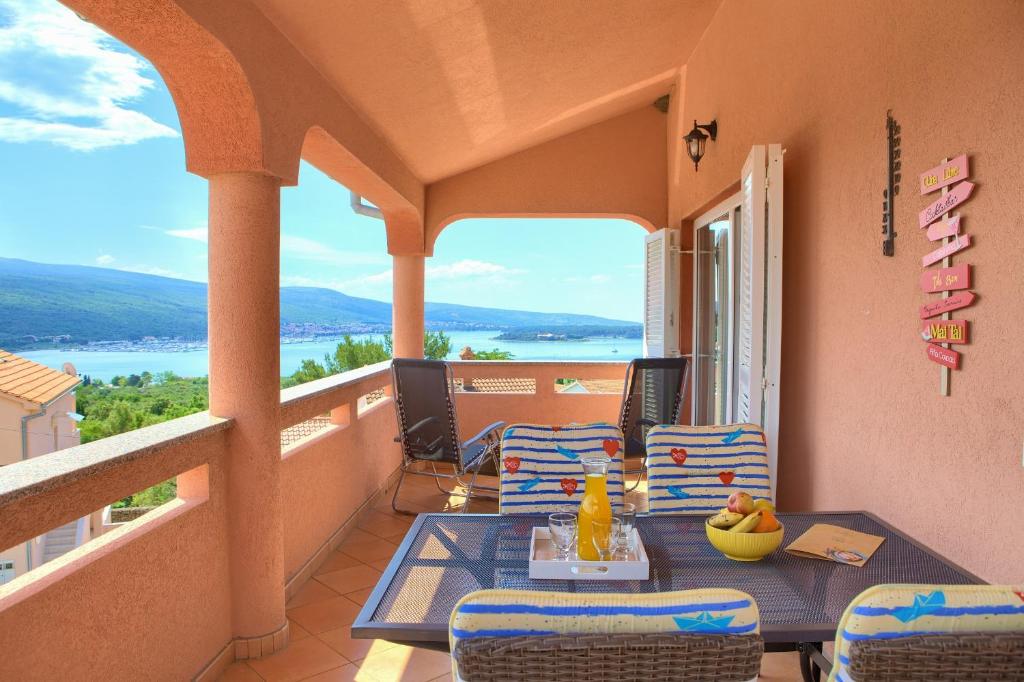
[
  {"x1": 449, "y1": 588, "x2": 763, "y2": 682},
  {"x1": 644, "y1": 423, "x2": 772, "y2": 514},
  {"x1": 498, "y1": 423, "x2": 624, "y2": 514},
  {"x1": 827, "y1": 584, "x2": 1024, "y2": 681}
]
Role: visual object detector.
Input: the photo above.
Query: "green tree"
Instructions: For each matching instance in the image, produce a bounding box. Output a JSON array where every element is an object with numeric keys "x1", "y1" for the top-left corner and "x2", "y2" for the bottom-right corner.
[
  {"x1": 324, "y1": 334, "x2": 391, "y2": 374},
  {"x1": 424, "y1": 331, "x2": 452, "y2": 360},
  {"x1": 473, "y1": 348, "x2": 514, "y2": 360}
]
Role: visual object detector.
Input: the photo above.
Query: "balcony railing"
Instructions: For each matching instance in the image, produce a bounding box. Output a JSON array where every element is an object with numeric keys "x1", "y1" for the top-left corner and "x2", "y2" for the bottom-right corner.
[{"x1": 0, "y1": 360, "x2": 626, "y2": 679}]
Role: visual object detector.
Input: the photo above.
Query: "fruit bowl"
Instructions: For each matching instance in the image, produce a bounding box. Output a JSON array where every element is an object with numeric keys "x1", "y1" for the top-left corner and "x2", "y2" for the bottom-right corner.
[{"x1": 705, "y1": 520, "x2": 785, "y2": 562}]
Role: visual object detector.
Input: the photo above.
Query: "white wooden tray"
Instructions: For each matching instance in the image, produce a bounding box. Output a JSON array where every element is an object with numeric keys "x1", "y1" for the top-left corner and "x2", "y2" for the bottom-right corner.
[{"x1": 528, "y1": 526, "x2": 650, "y2": 580}]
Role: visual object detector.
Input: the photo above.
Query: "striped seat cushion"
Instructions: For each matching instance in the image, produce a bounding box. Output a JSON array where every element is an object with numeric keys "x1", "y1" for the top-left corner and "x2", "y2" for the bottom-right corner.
[
  {"x1": 829, "y1": 584, "x2": 1024, "y2": 682},
  {"x1": 450, "y1": 588, "x2": 761, "y2": 646},
  {"x1": 645, "y1": 423, "x2": 772, "y2": 514},
  {"x1": 499, "y1": 423, "x2": 624, "y2": 514}
]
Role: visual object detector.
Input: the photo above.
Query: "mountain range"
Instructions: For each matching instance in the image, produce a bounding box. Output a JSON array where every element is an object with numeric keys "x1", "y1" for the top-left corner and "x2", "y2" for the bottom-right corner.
[{"x1": 0, "y1": 258, "x2": 639, "y2": 349}]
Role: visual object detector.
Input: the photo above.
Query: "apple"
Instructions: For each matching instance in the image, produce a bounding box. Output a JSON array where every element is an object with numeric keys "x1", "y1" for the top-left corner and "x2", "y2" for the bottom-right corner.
[{"x1": 727, "y1": 491, "x2": 755, "y2": 515}]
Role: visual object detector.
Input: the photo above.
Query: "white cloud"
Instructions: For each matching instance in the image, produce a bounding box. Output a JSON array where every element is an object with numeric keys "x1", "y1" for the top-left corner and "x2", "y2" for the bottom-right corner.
[
  {"x1": 427, "y1": 259, "x2": 523, "y2": 280},
  {"x1": 164, "y1": 227, "x2": 208, "y2": 243},
  {"x1": 160, "y1": 225, "x2": 387, "y2": 266},
  {"x1": 116, "y1": 264, "x2": 192, "y2": 280},
  {"x1": 0, "y1": 0, "x2": 179, "y2": 149},
  {"x1": 281, "y1": 234, "x2": 386, "y2": 266},
  {"x1": 95, "y1": 253, "x2": 114, "y2": 265}
]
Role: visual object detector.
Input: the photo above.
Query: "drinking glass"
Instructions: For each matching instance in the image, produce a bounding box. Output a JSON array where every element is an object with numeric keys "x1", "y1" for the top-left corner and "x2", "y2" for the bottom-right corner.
[
  {"x1": 548, "y1": 513, "x2": 577, "y2": 560},
  {"x1": 591, "y1": 518, "x2": 620, "y2": 561},
  {"x1": 614, "y1": 503, "x2": 637, "y2": 551}
]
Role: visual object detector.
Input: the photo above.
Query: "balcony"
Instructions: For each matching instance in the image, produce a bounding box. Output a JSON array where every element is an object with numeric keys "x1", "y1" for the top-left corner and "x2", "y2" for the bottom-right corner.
[
  {"x1": 0, "y1": 360, "x2": 637, "y2": 679},
  {"x1": 1, "y1": 0, "x2": 1021, "y2": 680}
]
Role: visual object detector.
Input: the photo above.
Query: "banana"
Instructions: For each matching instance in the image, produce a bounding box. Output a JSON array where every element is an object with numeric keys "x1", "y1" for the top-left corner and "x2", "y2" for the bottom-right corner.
[
  {"x1": 708, "y1": 511, "x2": 745, "y2": 528},
  {"x1": 728, "y1": 511, "x2": 763, "y2": 533}
]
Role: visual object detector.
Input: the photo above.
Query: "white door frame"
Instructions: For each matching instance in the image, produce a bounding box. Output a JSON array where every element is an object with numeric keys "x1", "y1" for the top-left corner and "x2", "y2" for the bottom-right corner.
[{"x1": 691, "y1": 192, "x2": 742, "y2": 425}]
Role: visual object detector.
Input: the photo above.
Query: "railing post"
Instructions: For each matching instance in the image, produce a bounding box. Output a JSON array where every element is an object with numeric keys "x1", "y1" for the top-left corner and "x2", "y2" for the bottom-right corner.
[
  {"x1": 392, "y1": 254, "x2": 425, "y2": 358},
  {"x1": 207, "y1": 172, "x2": 288, "y2": 656}
]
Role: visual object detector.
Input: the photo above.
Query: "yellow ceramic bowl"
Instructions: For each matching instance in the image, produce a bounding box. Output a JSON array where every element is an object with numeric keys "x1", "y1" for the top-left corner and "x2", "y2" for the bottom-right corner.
[{"x1": 705, "y1": 520, "x2": 785, "y2": 562}]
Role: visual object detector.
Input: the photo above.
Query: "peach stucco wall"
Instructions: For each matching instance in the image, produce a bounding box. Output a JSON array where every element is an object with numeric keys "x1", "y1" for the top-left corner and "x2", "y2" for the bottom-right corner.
[
  {"x1": 282, "y1": 399, "x2": 401, "y2": 579},
  {"x1": 675, "y1": 0, "x2": 1024, "y2": 582},
  {"x1": 0, "y1": 434, "x2": 233, "y2": 680},
  {"x1": 425, "y1": 106, "x2": 668, "y2": 252}
]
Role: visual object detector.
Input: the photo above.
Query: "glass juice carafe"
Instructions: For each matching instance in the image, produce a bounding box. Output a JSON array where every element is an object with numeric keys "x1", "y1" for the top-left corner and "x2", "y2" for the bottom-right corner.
[{"x1": 576, "y1": 455, "x2": 612, "y2": 561}]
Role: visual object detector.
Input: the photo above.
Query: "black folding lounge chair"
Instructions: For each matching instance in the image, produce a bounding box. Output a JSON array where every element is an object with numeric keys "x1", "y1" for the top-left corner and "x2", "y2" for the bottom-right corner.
[
  {"x1": 617, "y1": 357, "x2": 691, "y2": 491},
  {"x1": 391, "y1": 358, "x2": 504, "y2": 513}
]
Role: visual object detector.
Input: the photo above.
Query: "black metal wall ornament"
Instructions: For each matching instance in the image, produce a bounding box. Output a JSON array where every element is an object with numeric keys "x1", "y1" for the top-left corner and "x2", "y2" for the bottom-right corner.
[{"x1": 882, "y1": 110, "x2": 902, "y2": 256}]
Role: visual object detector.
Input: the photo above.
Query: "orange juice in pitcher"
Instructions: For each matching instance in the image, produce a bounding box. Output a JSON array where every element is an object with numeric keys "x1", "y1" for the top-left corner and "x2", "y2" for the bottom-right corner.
[{"x1": 577, "y1": 455, "x2": 612, "y2": 561}]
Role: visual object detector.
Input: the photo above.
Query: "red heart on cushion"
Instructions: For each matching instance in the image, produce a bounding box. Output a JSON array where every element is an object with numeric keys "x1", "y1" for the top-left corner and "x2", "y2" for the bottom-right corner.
[
  {"x1": 1015, "y1": 591, "x2": 1024, "y2": 603},
  {"x1": 670, "y1": 448, "x2": 687, "y2": 465},
  {"x1": 602, "y1": 439, "x2": 620, "y2": 457},
  {"x1": 503, "y1": 457, "x2": 521, "y2": 475},
  {"x1": 551, "y1": 426, "x2": 561, "y2": 432},
  {"x1": 718, "y1": 471, "x2": 736, "y2": 485},
  {"x1": 560, "y1": 478, "x2": 578, "y2": 496}
]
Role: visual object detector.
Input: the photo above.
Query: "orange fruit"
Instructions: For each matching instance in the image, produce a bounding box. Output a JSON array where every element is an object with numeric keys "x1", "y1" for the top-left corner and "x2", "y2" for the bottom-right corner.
[{"x1": 753, "y1": 510, "x2": 780, "y2": 533}]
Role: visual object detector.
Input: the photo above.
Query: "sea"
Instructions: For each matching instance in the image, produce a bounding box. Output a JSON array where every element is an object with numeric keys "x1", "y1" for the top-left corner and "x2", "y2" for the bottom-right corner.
[{"x1": 20, "y1": 330, "x2": 641, "y2": 382}]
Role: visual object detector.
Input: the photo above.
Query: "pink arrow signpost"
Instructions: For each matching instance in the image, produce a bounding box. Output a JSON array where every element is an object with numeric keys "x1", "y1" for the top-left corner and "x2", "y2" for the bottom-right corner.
[
  {"x1": 919, "y1": 181, "x2": 975, "y2": 228},
  {"x1": 926, "y1": 215, "x2": 961, "y2": 241},
  {"x1": 919, "y1": 154, "x2": 969, "y2": 194},
  {"x1": 920, "y1": 319, "x2": 969, "y2": 345},
  {"x1": 926, "y1": 343, "x2": 960, "y2": 369},
  {"x1": 922, "y1": 234, "x2": 971, "y2": 267},
  {"x1": 919, "y1": 291, "x2": 976, "y2": 319},
  {"x1": 920, "y1": 263, "x2": 970, "y2": 294}
]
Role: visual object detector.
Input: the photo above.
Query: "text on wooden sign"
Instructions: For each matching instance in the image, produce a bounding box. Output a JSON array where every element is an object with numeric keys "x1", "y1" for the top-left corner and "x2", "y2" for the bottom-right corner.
[
  {"x1": 926, "y1": 215, "x2": 961, "y2": 242},
  {"x1": 919, "y1": 154, "x2": 969, "y2": 195},
  {"x1": 920, "y1": 263, "x2": 970, "y2": 294},
  {"x1": 922, "y1": 234, "x2": 971, "y2": 267},
  {"x1": 920, "y1": 319, "x2": 969, "y2": 344},
  {"x1": 926, "y1": 343, "x2": 960, "y2": 369},
  {"x1": 919, "y1": 290, "x2": 976, "y2": 319},
  {"x1": 919, "y1": 181, "x2": 975, "y2": 228}
]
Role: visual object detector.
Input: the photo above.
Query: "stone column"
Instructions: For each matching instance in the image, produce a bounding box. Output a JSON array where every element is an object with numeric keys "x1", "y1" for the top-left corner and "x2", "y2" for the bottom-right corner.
[
  {"x1": 207, "y1": 172, "x2": 288, "y2": 655},
  {"x1": 392, "y1": 254, "x2": 425, "y2": 358}
]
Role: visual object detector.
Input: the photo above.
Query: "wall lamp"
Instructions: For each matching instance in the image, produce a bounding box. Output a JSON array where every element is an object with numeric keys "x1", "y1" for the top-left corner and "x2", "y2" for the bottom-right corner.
[{"x1": 684, "y1": 119, "x2": 718, "y2": 171}]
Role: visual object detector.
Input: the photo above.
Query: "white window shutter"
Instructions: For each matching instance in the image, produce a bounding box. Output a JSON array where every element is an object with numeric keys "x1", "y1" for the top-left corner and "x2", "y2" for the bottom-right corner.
[
  {"x1": 643, "y1": 228, "x2": 679, "y2": 358},
  {"x1": 736, "y1": 144, "x2": 783, "y2": 499},
  {"x1": 736, "y1": 146, "x2": 767, "y2": 424}
]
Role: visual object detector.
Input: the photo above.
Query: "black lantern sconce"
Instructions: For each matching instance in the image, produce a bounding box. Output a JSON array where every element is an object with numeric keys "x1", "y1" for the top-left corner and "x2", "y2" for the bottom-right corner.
[{"x1": 683, "y1": 119, "x2": 717, "y2": 171}]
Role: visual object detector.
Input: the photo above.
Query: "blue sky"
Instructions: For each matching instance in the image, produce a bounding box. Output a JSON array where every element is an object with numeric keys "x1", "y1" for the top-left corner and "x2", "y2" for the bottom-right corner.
[{"x1": 0, "y1": 0, "x2": 644, "y2": 322}]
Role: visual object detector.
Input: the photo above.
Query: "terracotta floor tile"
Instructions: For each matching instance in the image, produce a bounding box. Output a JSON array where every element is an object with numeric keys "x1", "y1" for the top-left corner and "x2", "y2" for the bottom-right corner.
[
  {"x1": 358, "y1": 513, "x2": 412, "y2": 539},
  {"x1": 355, "y1": 645, "x2": 452, "y2": 682},
  {"x1": 427, "y1": 674, "x2": 453, "y2": 682},
  {"x1": 341, "y1": 587, "x2": 375, "y2": 607},
  {"x1": 317, "y1": 628, "x2": 399, "y2": 663},
  {"x1": 288, "y1": 596, "x2": 364, "y2": 634},
  {"x1": 287, "y1": 579, "x2": 342, "y2": 609},
  {"x1": 759, "y1": 651, "x2": 803, "y2": 681},
  {"x1": 337, "y1": 537, "x2": 399, "y2": 564},
  {"x1": 365, "y1": 558, "x2": 393, "y2": 572},
  {"x1": 315, "y1": 564, "x2": 383, "y2": 595},
  {"x1": 315, "y1": 551, "x2": 365, "y2": 576},
  {"x1": 245, "y1": 637, "x2": 347, "y2": 682},
  {"x1": 301, "y1": 664, "x2": 362, "y2": 682},
  {"x1": 384, "y1": 532, "x2": 410, "y2": 545},
  {"x1": 288, "y1": 618, "x2": 312, "y2": 642},
  {"x1": 343, "y1": 528, "x2": 384, "y2": 545},
  {"x1": 218, "y1": 661, "x2": 264, "y2": 681}
]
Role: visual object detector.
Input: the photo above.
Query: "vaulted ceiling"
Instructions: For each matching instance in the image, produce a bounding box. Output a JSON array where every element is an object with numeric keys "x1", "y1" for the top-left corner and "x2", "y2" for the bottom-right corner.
[{"x1": 250, "y1": 0, "x2": 721, "y2": 183}]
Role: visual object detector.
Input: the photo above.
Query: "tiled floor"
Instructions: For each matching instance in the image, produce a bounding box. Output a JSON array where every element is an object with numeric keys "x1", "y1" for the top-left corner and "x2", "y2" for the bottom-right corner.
[{"x1": 220, "y1": 472, "x2": 804, "y2": 681}]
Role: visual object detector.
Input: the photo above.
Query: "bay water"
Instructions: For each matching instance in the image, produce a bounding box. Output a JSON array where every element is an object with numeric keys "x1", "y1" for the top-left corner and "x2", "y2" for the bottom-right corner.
[{"x1": 21, "y1": 330, "x2": 641, "y2": 382}]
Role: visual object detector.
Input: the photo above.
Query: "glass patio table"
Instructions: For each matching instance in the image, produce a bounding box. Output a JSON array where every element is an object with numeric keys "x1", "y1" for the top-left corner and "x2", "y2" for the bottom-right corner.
[{"x1": 353, "y1": 512, "x2": 981, "y2": 680}]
